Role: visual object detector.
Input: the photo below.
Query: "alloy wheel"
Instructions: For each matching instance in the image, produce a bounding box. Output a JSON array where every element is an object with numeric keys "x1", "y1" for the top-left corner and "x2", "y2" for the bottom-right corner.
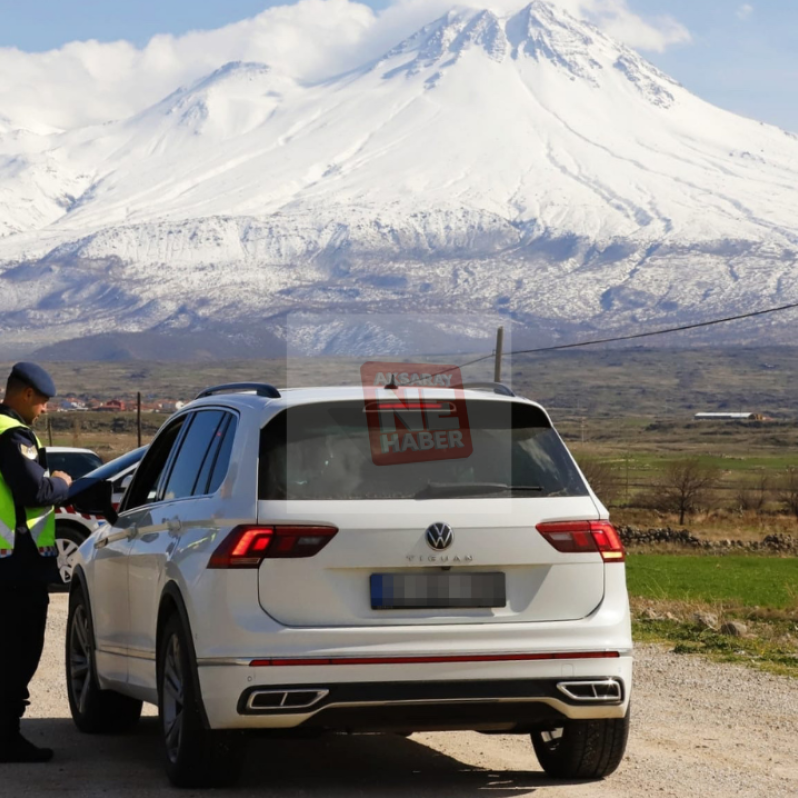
[
  {"x1": 69, "y1": 604, "x2": 92, "y2": 715},
  {"x1": 162, "y1": 633, "x2": 185, "y2": 764}
]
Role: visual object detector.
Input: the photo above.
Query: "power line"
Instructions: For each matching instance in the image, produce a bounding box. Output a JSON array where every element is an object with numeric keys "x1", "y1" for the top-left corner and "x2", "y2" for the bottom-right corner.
[
  {"x1": 512, "y1": 300, "x2": 798, "y2": 356},
  {"x1": 454, "y1": 299, "x2": 798, "y2": 374}
]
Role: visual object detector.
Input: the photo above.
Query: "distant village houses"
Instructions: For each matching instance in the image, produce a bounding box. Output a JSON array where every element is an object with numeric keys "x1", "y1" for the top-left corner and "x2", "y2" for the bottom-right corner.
[{"x1": 51, "y1": 397, "x2": 186, "y2": 413}]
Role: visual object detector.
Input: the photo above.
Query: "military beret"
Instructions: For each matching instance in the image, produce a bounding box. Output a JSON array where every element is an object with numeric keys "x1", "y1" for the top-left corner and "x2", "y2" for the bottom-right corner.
[{"x1": 10, "y1": 362, "x2": 57, "y2": 398}]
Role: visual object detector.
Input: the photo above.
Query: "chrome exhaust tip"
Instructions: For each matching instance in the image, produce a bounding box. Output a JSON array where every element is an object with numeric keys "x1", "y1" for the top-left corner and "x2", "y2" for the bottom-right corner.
[
  {"x1": 556, "y1": 679, "x2": 623, "y2": 703},
  {"x1": 246, "y1": 689, "x2": 329, "y2": 711}
]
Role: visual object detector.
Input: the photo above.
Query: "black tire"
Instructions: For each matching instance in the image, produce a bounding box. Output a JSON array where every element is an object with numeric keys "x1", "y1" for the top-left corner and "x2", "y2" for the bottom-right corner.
[
  {"x1": 531, "y1": 709, "x2": 630, "y2": 780},
  {"x1": 158, "y1": 613, "x2": 246, "y2": 788},
  {"x1": 66, "y1": 588, "x2": 143, "y2": 733},
  {"x1": 54, "y1": 523, "x2": 89, "y2": 591}
]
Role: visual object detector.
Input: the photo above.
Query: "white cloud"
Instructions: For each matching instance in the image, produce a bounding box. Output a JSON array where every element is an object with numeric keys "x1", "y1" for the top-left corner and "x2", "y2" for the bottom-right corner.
[
  {"x1": 736, "y1": 4, "x2": 754, "y2": 21},
  {"x1": 0, "y1": 0, "x2": 376, "y2": 131},
  {"x1": 0, "y1": 0, "x2": 691, "y2": 132}
]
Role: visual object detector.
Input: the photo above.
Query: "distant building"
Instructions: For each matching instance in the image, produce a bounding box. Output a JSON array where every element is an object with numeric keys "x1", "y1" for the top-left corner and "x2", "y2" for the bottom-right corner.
[
  {"x1": 59, "y1": 400, "x2": 87, "y2": 411},
  {"x1": 694, "y1": 412, "x2": 763, "y2": 421},
  {"x1": 96, "y1": 399, "x2": 126, "y2": 412}
]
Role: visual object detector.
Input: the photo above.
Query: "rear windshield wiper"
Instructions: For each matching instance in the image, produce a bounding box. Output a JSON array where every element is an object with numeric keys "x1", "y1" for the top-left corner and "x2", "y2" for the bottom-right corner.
[{"x1": 414, "y1": 482, "x2": 543, "y2": 499}]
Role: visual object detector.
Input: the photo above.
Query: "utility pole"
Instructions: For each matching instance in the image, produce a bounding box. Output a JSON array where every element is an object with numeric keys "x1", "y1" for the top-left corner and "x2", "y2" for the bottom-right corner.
[
  {"x1": 137, "y1": 392, "x2": 142, "y2": 448},
  {"x1": 494, "y1": 326, "x2": 504, "y2": 383},
  {"x1": 625, "y1": 448, "x2": 630, "y2": 504}
]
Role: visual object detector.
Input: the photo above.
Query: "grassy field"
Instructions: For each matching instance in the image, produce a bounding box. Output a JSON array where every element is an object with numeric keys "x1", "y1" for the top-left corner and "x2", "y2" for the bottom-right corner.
[
  {"x1": 627, "y1": 553, "x2": 798, "y2": 677},
  {"x1": 627, "y1": 554, "x2": 798, "y2": 609}
]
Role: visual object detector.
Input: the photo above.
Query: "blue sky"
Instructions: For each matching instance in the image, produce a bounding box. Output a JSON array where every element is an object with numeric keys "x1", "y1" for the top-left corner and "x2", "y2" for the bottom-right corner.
[{"x1": 1, "y1": 0, "x2": 796, "y2": 131}]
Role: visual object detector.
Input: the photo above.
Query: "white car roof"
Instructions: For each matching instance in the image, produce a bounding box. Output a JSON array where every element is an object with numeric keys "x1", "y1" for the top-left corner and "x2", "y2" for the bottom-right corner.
[{"x1": 44, "y1": 446, "x2": 99, "y2": 455}]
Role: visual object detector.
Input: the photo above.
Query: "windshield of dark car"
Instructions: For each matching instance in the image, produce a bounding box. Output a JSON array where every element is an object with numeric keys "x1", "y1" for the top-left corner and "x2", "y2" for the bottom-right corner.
[{"x1": 46, "y1": 451, "x2": 104, "y2": 479}]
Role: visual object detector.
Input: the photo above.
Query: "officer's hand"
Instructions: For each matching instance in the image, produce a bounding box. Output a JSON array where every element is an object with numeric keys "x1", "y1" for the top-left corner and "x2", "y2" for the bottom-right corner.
[{"x1": 52, "y1": 470, "x2": 73, "y2": 487}]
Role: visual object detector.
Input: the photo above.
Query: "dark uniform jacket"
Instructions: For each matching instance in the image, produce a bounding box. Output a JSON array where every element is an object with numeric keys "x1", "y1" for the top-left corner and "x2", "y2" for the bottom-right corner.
[{"x1": 0, "y1": 405, "x2": 68, "y2": 586}]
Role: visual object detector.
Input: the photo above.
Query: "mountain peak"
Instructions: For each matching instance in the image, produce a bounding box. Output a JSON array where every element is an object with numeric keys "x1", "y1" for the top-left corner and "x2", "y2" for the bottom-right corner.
[
  {"x1": 507, "y1": 1, "x2": 603, "y2": 85},
  {"x1": 192, "y1": 61, "x2": 273, "y2": 91},
  {"x1": 380, "y1": 7, "x2": 507, "y2": 78},
  {"x1": 376, "y1": 2, "x2": 679, "y2": 108},
  {"x1": 120, "y1": 59, "x2": 296, "y2": 146}
]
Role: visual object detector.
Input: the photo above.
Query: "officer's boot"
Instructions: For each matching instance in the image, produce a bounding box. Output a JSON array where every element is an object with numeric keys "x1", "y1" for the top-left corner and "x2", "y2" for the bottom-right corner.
[{"x1": 0, "y1": 714, "x2": 54, "y2": 763}]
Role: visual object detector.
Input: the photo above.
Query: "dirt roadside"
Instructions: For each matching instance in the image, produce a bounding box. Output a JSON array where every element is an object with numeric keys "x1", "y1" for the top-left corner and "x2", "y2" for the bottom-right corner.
[{"x1": 4, "y1": 594, "x2": 796, "y2": 797}]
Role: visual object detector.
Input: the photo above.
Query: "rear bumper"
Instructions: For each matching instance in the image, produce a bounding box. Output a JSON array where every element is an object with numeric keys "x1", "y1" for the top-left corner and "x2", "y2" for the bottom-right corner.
[{"x1": 198, "y1": 655, "x2": 633, "y2": 730}]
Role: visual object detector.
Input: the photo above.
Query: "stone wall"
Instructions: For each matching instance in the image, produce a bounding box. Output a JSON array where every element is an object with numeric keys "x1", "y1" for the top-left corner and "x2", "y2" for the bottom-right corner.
[{"x1": 617, "y1": 526, "x2": 798, "y2": 554}]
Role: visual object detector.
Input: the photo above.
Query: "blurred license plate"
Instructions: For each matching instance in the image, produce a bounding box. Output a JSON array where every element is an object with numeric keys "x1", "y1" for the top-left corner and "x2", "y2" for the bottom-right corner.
[{"x1": 370, "y1": 572, "x2": 506, "y2": 610}]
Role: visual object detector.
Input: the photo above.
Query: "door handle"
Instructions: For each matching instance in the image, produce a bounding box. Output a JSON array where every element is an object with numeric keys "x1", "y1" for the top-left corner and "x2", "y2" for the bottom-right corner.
[
  {"x1": 94, "y1": 528, "x2": 136, "y2": 549},
  {"x1": 167, "y1": 517, "x2": 182, "y2": 533}
]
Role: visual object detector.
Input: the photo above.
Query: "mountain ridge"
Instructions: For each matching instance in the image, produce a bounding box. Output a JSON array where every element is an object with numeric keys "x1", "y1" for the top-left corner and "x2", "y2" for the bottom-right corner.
[{"x1": 1, "y1": 1, "x2": 797, "y2": 357}]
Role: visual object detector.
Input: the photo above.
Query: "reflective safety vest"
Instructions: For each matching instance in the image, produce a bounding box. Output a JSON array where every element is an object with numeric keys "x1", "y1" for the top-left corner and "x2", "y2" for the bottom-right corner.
[{"x1": 0, "y1": 415, "x2": 57, "y2": 560}]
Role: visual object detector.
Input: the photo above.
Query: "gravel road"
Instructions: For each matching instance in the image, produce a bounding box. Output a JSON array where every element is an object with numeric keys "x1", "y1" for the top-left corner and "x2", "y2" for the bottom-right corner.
[{"x1": 5, "y1": 594, "x2": 797, "y2": 796}]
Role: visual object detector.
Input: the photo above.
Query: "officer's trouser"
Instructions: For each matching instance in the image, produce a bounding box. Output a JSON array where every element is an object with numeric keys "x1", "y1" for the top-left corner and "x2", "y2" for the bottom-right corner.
[{"x1": 0, "y1": 583, "x2": 49, "y2": 738}]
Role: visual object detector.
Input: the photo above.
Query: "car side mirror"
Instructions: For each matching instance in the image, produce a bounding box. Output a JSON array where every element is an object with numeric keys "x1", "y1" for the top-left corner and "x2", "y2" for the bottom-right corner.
[{"x1": 69, "y1": 479, "x2": 119, "y2": 526}]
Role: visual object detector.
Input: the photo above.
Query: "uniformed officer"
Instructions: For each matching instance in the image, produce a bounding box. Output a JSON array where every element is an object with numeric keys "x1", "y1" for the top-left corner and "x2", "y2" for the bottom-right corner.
[{"x1": 0, "y1": 363, "x2": 72, "y2": 763}]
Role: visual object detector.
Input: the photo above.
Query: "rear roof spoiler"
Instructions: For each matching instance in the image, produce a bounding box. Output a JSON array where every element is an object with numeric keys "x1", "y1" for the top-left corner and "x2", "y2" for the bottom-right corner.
[
  {"x1": 461, "y1": 382, "x2": 517, "y2": 397},
  {"x1": 196, "y1": 383, "x2": 281, "y2": 400}
]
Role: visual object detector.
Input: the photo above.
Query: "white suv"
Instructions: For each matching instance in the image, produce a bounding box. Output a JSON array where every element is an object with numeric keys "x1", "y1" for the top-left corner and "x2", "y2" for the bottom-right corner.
[{"x1": 66, "y1": 382, "x2": 632, "y2": 788}]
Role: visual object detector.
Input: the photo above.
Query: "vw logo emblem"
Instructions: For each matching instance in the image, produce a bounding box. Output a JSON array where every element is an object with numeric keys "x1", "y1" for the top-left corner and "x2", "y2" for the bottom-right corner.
[{"x1": 426, "y1": 522, "x2": 454, "y2": 551}]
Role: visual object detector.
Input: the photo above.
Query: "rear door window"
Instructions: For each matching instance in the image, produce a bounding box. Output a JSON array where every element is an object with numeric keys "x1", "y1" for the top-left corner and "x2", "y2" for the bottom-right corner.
[
  {"x1": 207, "y1": 416, "x2": 237, "y2": 494},
  {"x1": 259, "y1": 401, "x2": 587, "y2": 500},
  {"x1": 162, "y1": 410, "x2": 226, "y2": 501}
]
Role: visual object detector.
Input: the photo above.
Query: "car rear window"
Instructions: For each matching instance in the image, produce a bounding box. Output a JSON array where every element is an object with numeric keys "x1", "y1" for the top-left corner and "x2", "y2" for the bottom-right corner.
[{"x1": 258, "y1": 400, "x2": 588, "y2": 500}]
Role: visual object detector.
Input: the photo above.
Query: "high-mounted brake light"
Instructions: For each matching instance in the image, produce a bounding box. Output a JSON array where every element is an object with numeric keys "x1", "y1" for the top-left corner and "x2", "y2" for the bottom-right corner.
[
  {"x1": 536, "y1": 521, "x2": 625, "y2": 562},
  {"x1": 363, "y1": 401, "x2": 453, "y2": 412},
  {"x1": 208, "y1": 525, "x2": 338, "y2": 568},
  {"x1": 376, "y1": 403, "x2": 446, "y2": 410}
]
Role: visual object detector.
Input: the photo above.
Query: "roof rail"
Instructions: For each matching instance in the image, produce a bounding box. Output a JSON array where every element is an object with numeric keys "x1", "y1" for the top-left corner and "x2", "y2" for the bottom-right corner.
[
  {"x1": 461, "y1": 382, "x2": 517, "y2": 397},
  {"x1": 195, "y1": 383, "x2": 281, "y2": 400}
]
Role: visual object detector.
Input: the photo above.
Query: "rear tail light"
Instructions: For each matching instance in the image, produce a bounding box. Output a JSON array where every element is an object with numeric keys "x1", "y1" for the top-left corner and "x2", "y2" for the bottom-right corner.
[
  {"x1": 208, "y1": 525, "x2": 338, "y2": 569},
  {"x1": 536, "y1": 521, "x2": 625, "y2": 562}
]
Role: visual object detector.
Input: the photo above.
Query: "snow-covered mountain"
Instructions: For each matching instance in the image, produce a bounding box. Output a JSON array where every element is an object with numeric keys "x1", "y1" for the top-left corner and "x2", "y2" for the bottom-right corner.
[{"x1": 1, "y1": 0, "x2": 797, "y2": 357}]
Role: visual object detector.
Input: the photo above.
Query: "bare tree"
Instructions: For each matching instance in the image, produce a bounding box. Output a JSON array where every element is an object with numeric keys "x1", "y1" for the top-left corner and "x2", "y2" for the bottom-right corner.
[
  {"x1": 579, "y1": 460, "x2": 620, "y2": 507},
  {"x1": 736, "y1": 472, "x2": 771, "y2": 515},
  {"x1": 658, "y1": 458, "x2": 721, "y2": 525},
  {"x1": 777, "y1": 467, "x2": 798, "y2": 522}
]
